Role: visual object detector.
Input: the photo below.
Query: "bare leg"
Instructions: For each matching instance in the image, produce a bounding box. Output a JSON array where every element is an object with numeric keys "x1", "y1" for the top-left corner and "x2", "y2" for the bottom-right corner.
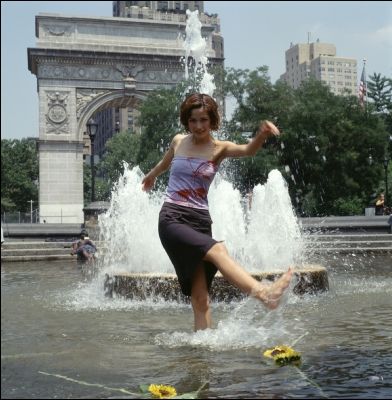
[
  {"x1": 191, "y1": 264, "x2": 212, "y2": 331},
  {"x1": 204, "y1": 243, "x2": 293, "y2": 310}
]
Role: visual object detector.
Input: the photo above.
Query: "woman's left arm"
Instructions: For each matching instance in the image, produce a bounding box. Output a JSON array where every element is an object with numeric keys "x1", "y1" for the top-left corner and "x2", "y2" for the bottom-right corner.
[{"x1": 222, "y1": 120, "x2": 280, "y2": 159}]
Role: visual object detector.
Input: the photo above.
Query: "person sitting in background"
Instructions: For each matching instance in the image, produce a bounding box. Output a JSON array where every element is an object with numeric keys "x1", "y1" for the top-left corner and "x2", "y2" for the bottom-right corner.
[
  {"x1": 375, "y1": 193, "x2": 385, "y2": 215},
  {"x1": 71, "y1": 232, "x2": 97, "y2": 263}
]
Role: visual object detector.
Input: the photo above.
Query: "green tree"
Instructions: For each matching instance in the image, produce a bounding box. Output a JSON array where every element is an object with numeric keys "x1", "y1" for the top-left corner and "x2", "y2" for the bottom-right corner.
[
  {"x1": 82, "y1": 165, "x2": 112, "y2": 205},
  {"x1": 82, "y1": 130, "x2": 141, "y2": 204},
  {"x1": 137, "y1": 87, "x2": 183, "y2": 188},
  {"x1": 280, "y1": 79, "x2": 386, "y2": 215},
  {"x1": 1, "y1": 138, "x2": 38, "y2": 212},
  {"x1": 367, "y1": 73, "x2": 392, "y2": 135},
  {"x1": 100, "y1": 130, "x2": 141, "y2": 182},
  {"x1": 367, "y1": 73, "x2": 392, "y2": 114},
  {"x1": 221, "y1": 67, "x2": 295, "y2": 194}
]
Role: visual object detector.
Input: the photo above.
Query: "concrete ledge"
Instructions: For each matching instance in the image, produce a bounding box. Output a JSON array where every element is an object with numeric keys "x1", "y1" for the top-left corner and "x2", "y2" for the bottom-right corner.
[
  {"x1": 1, "y1": 255, "x2": 75, "y2": 262},
  {"x1": 104, "y1": 265, "x2": 328, "y2": 302},
  {"x1": 305, "y1": 247, "x2": 392, "y2": 255},
  {"x1": 300, "y1": 216, "x2": 390, "y2": 233},
  {"x1": 2, "y1": 223, "x2": 82, "y2": 238}
]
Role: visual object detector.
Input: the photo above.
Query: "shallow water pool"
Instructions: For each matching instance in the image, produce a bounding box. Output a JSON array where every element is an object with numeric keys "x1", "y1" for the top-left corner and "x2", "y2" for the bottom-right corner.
[{"x1": 1, "y1": 257, "x2": 391, "y2": 399}]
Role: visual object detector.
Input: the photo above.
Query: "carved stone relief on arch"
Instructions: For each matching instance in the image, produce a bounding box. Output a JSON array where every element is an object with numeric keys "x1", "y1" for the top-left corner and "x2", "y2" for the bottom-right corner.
[
  {"x1": 45, "y1": 90, "x2": 70, "y2": 134},
  {"x1": 38, "y1": 64, "x2": 118, "y2": 81},
  {"x1": 42, "y1": 24, "x2": 73, "y2": 37},
  {"x1": 76, "y1": 89, "x2": 110, "y2": 120}
]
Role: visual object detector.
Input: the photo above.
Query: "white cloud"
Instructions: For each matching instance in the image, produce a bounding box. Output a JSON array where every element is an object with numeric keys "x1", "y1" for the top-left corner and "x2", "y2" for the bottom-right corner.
[{"x1": 369, "y1": 24, "x2": 392, "y2": 47}]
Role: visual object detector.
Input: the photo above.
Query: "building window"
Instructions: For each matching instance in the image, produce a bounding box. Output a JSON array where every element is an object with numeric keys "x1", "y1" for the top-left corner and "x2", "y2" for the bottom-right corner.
[{"x1": 158, "y1": 1, "x2": 168, "y2": 10}]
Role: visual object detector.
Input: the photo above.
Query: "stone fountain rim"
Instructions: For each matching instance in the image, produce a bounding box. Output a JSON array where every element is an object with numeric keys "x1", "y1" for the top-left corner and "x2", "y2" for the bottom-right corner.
[{"x1": 108, "y1": 264, "x2": 326, "y2": 278}]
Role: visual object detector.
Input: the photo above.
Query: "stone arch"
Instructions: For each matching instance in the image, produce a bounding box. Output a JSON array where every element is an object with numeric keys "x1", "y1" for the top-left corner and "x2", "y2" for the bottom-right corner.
[{"x1": 78, "y1": 90, "x2": 147, "y2": 141}]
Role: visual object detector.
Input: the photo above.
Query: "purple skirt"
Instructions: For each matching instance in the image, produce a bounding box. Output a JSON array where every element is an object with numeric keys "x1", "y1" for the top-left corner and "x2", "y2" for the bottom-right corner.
[{"x1": 158, "y1": 202, "x2": 218, "y2": 296}]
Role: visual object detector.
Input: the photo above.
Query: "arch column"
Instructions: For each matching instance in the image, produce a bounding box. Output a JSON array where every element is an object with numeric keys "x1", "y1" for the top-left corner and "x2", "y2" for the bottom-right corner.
[{"x1": 37, "y1": 86, "x2": 85, "y2": 223}]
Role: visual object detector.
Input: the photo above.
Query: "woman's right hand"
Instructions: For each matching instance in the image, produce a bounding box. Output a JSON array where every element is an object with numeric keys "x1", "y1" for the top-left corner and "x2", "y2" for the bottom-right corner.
[
  {"x1": 259, "y1": 120, "x2": 280, "y2": 137},
  {"x1": 142, "y1": 173, "x2": 156, "y2": 192}
]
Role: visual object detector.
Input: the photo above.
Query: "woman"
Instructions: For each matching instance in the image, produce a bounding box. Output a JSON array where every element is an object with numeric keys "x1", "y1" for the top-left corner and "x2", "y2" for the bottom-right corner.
[{"x1": 142, "y1": 93, "x2": 293, "y2": 331}]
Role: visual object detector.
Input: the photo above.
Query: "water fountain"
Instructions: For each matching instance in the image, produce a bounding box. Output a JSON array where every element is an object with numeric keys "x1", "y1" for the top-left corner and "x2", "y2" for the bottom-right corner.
[{"x1": 100, "y1": 10, "x2": 328, "y2": 301}]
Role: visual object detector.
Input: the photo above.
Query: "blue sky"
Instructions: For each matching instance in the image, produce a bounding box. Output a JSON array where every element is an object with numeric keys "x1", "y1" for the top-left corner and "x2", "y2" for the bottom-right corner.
[{"x1": 2, "y1": 1, "x2": 391, "y2": 139}]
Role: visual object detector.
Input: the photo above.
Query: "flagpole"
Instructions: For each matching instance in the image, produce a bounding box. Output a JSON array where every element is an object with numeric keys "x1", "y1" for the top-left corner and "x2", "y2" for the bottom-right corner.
[{"x1": 363, "y1": 58, "x2": 367, "y2": 107}]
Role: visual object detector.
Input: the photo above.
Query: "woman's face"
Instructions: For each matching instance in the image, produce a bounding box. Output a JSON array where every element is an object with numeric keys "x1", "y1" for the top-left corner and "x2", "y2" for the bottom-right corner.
[{"x1": 188, "y1": 107, "x2": 211, "y2": 138}]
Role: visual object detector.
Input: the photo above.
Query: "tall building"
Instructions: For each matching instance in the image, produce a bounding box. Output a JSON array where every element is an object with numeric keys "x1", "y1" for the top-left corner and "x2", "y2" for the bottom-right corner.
[
  {"x1": 92, "y1": 1, "x2": 223, "y2": 158},
  {"x1": 113, "y1": 1, "x2": 204, "y2": 15},
  {"x1": 280, "y1": 41, "x2": 357, "y2": 96}
]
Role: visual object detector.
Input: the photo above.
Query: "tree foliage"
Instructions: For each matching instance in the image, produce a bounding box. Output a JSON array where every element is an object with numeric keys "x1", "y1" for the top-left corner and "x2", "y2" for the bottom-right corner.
[
  {"x1": 1, "y1": 138, "x2": 38, "y2": 212},
  {"x1": 280, "y1": 79, "x2": 386, "y2": 215},
  {"x1": 366, "y1": 72, "x2": 392, "y2": 135}
]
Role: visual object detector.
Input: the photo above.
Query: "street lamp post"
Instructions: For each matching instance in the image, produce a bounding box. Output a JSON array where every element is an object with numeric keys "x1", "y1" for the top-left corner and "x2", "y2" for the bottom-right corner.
[
  {"x1": 87, "y1": 118, "x2": 98, "y2": 203},
  {"x1": 383, "y1": 157, "x2": 390, "y2": 207}
]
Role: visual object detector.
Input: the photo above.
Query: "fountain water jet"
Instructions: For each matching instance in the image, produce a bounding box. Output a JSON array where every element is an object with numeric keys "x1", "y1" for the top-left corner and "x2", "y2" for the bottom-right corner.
[
  {"x1": 100, "y1": 166, "x2": 328, "y2": 301},
  {"x1": 183, "y1": 9, "x2": 215, "y2": 97}
]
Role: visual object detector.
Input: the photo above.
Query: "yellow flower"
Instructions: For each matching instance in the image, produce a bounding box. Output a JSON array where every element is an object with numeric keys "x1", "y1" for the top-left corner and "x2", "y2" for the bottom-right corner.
[
  {"x1": 148, "y1": 384, "x2": 177, "y2": 399},
  {"x1": 263, "y1": 345, "x2": 301, "y2": 365}
]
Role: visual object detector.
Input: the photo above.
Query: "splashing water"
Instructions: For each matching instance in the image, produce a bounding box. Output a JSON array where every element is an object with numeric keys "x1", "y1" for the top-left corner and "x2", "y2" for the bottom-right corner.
[
  {"x1": 98, "y1": 164, "x2": 172, "y2": 275},
  {"x1": 98, "y1": 166, "x2": 304, "y2": 275},
  {"x1": 183, "y1": 9, "x2": 216, "y2": 97}
]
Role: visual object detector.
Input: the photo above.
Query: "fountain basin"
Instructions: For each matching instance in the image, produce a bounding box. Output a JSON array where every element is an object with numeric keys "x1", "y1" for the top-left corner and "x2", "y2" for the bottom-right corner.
[{"x1": 104, "y1": 264, "x2": 328, "y2": 302}]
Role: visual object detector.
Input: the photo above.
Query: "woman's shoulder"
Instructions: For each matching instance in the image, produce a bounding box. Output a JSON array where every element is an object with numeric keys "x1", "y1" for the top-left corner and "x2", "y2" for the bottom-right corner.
[
  {"x1": 171, "y1": 133, "x2": 188, "y2": 149},
  {"x1": 173, "y1": 132, "x2": 187, "y2": 141},
  {"x1": 214, "y1": 139, "x2": 233, "y2": 151}
]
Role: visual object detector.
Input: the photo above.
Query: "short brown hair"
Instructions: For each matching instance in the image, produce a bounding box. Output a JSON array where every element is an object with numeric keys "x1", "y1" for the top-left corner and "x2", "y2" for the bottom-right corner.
[{"x1": 180, "y1": 93, "x2": 220, "y2": 131}]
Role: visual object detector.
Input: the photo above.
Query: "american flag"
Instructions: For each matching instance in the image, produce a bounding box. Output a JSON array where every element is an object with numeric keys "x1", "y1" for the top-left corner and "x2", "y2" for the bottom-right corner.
[{"x1": 358, "y1": 64, "x2": 367, "y2": 107}]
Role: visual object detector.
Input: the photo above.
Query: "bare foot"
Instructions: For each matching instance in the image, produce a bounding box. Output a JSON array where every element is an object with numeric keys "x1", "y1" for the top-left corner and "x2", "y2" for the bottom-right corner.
[{"x1": 251, "y1": 267, "x2": 293, "y2": 309}]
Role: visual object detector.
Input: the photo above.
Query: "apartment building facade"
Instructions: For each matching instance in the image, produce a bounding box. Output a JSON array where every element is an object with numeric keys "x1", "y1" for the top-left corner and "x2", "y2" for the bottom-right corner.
[{"x1": 280, "y1": 41, "x2": 357, "y2": 96}]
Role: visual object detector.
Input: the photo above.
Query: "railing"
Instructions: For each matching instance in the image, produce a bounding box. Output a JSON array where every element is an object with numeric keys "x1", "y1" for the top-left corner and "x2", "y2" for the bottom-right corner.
[
  {"x1": 2, "y1": 209, "x2": 39, "y2": 224},
  {"x1": 2, "y1": 209, "x2": 79, "y2": 224}
]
